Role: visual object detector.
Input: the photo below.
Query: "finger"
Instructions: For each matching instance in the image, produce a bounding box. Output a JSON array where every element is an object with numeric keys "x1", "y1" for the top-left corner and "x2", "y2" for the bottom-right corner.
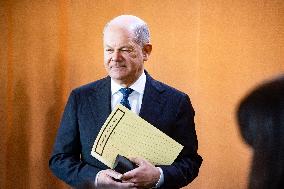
[
  {"x1": 104, "y1": 169, "x2": 123, "y2": 180},
  {"x1": 129, "y1": 157, "x2": 145, "y2": 166},
  {"x1": 121, "y1": 167, "x2": 139, "y2": 180}
]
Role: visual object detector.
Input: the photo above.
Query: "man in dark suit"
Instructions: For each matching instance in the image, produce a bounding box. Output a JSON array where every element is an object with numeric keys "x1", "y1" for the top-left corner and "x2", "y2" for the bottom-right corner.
[{"x1": 49, "y1": 15, "x2": 202, "y2": 189}]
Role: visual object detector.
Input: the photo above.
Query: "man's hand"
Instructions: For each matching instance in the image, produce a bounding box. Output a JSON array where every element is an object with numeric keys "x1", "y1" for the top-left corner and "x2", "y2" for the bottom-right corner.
[
  {"x1": 97, "y1": 169, "x2": 137, "y2": 189},
  {"x1": 121, "y1": 157, "x2": 160, "y2": 189}
]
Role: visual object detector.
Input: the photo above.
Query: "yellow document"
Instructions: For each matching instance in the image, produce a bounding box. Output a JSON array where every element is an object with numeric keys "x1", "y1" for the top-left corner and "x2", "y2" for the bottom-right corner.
[{"x1": 91, "y1": 104, "x2": 183, "y2": 168}]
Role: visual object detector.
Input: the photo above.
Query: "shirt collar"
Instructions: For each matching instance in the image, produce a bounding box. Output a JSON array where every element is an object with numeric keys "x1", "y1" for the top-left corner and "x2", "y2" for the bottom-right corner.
[{"x1": 111, "y1": 71, "x2": 146, "y2": 95}]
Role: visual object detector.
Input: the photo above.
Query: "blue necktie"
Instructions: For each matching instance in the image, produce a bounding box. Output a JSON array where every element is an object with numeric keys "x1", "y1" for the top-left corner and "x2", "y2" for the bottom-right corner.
[{"x1": 119, "y1": 88, "x2": 134, "y2": 110}]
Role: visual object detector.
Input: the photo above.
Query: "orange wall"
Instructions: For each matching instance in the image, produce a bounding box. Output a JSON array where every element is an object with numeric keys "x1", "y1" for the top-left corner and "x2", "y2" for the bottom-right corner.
[{"x1": 1, "y1": 0, "x2": 283, "y2": 188}]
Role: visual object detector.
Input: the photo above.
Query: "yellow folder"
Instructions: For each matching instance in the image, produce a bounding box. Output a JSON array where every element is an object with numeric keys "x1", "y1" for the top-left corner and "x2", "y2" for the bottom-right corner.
[{"x1": 91, "y1": 104, "x2": 183, "y2": 168}]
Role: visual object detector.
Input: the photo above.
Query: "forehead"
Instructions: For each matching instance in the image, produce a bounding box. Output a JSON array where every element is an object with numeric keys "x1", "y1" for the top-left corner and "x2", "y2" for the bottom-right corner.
[{"x1": 103, "y1": 25, "x2": 135, "y2": 46}]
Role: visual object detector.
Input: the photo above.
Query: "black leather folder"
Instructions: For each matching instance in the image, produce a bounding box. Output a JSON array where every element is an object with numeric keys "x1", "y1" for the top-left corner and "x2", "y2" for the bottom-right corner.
[{"x1": 113, "y1": 154, "x2": 138, "y2": 174}]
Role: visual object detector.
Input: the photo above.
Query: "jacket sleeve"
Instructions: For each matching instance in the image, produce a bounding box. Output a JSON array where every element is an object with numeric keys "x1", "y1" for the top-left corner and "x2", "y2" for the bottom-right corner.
[
  {"x1": 49, "y1": 91, "x2": 101, "y2": 187},
  {"x1": 159, "y1": 94, "x2": 202, "y2": 189}
]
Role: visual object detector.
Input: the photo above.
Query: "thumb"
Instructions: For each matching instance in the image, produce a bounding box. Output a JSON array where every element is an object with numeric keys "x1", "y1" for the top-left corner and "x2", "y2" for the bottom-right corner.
[
  {"x1": 121, "y1": 168, "x2": 139, "y2": 180},
  {"x1": 128, "y1": 157, "x2": 145, "y2": 166}
]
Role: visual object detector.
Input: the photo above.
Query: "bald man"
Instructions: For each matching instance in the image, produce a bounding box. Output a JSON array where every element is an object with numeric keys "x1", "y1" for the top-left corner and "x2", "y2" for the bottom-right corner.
[{"x1": 49, "y1": 15, "x2": 202, "y2": 189}]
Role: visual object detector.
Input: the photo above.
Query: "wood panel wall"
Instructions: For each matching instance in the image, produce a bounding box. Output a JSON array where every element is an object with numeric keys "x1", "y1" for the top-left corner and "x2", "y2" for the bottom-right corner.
[{"x1": 1, "y1": 0, "x2": 283, "y2": 188}]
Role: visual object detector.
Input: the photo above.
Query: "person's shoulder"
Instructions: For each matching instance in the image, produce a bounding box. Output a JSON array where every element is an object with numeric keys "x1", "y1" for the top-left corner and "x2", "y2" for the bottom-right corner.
[
  {"x1": 71, "y1": 76, "x2": 110, "y2": 95},
  {"x1": 148, "y1": 74, "x2": 188, "y2": 97}
]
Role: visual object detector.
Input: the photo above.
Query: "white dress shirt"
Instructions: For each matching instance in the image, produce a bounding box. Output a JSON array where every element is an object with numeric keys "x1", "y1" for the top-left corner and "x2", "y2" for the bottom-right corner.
[{"x1": 111, "y1": 71, "x2": 146, "y2": 114}]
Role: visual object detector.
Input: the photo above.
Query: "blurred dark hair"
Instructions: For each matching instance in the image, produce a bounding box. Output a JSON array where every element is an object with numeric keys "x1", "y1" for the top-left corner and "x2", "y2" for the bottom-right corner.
[{"x1": 237, "y1": 75, "x2": 284, "y2": 189}]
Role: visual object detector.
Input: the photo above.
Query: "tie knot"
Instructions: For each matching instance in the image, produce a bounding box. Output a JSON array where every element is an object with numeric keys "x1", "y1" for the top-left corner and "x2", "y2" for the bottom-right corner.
[{"x1": 119, "y1": 88, "x2": 134, "y2": 98}]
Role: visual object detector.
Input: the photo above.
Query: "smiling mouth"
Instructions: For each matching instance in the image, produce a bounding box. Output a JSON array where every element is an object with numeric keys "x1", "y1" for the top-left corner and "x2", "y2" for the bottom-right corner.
[{"x1": 111, "y1": 65, "x2": 126, "y2": 69}]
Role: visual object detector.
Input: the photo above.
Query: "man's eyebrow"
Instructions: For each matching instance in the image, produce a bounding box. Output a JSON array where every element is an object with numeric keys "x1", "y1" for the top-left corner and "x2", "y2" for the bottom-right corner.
[
  {"x1": 119, "y1": 46, "x2": 133, "y2": 50},
  {"x1": 104, "y1": 45, "x2": 113, "y2": 49},
  {"x1": 104, "y1": 45, "x2": 133, "y2": 50}
]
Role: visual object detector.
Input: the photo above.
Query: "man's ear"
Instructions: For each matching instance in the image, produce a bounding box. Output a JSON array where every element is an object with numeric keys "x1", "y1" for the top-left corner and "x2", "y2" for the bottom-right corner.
[{"x1": 142, "y1": 44, "x2": 152, "y2": 61}]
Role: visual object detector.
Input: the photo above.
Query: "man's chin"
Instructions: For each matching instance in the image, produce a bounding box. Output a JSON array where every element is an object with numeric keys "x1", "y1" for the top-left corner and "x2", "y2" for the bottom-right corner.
[
  {"x1": 110, "y1": 74, "x2": 127, "y2": 81},
  {"x1": 110, "y1": 75, "x2": 135, "y2": 86},
  {"x1": 109, "y1": 71, "x2": 127, "y2": 79}
]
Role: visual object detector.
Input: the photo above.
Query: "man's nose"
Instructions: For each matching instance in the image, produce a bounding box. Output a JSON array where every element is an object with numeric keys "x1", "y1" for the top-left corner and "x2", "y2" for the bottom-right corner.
[{"x1": 111, "y1": 50, "x2": 122, "y2": 62}]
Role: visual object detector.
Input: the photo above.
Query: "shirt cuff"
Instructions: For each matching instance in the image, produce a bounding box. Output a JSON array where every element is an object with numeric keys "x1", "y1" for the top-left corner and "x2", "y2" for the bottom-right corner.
[
  {"x1": 154, "y1": 167, "x2": 164, "y2": 188},
  {"x1": 94, "y1": 170, "x2": 103, "y2": 187}
]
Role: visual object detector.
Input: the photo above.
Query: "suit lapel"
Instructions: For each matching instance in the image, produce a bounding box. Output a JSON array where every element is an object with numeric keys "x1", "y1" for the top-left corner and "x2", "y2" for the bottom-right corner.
[
  {"x1": 88, "y1": 77, "x2": 111, "y2": 128},
  {"x1": 86, "y1": 74, "x2": 166, "y2": 129},
  {"x1": 139, "y1": 73, "x2": 166, "y2": 127}
]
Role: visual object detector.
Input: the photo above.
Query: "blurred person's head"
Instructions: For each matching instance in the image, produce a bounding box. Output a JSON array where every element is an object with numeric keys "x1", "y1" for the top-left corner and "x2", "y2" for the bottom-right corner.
[{"x1": 237, "y1": 75, "x2": 284, "y2": 189}]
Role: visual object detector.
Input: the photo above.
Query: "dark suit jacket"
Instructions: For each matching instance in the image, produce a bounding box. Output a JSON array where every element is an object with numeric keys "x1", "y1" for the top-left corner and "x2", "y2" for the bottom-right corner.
[{"x1": 49, "y1": 72, "x2": 202, "y2": 189}]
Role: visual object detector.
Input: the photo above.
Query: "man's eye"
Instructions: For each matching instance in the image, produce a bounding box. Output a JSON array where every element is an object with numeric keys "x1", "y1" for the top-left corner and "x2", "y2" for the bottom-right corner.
[
  {"x1": 121, "y1": 48, "x2": 132, "y2": 53},
  {"x1": 105, "y1": 49, "x2": 113, "y2": 52}
]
